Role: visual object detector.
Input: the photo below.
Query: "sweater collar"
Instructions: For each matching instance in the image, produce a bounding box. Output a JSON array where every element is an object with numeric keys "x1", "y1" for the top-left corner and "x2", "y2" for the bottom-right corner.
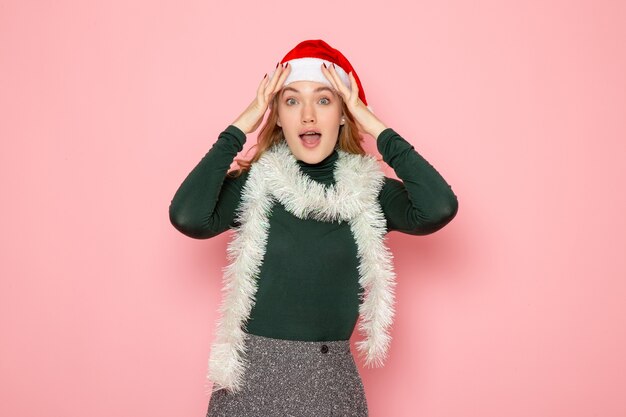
[{"x1": 295, "y1": 149, "x2": 339, "y2": 184}]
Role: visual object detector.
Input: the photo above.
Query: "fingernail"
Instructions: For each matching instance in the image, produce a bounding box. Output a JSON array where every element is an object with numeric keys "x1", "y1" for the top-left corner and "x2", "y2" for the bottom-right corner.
[
  {"x1": 263, "y1": 73, "x2": 267, "y2": 78},
  {"x1": 276, "y1": 62, "x2": 280, "y2": 68},
  {"x1": 332, "y1": 63, "x2": 335, "y2": 69},
  {"x1": 322, "y1": 62, "x2": 327, "y2": 68},
  {"x1": 283, "y1": 62, "x2": 289, "y2": 68}
]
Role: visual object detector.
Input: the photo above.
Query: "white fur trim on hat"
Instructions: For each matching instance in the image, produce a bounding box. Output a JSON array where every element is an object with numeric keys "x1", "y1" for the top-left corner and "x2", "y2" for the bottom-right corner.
[{"x1": 269, "y1": 57, "x2": 351, "y2": 91}]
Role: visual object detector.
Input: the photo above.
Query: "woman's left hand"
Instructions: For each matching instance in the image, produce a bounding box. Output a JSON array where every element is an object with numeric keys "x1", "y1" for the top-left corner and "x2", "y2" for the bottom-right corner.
[{"x1": 321, "y1": 63, "x2": 387, "y2": 139}]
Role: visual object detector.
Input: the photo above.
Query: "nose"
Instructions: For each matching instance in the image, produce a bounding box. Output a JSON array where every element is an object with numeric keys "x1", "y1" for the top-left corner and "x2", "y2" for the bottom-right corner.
[{"x1": 301, "y1": 103, "x2": 316, "y2": 124}]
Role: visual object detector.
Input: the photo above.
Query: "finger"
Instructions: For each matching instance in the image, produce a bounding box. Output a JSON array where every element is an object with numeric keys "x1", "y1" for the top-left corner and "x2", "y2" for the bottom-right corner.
[
  {"x1": 267, "y1": 66, "x2": 290, "y2": 106},
  {"x1": 267, "y1": 64, "x2": 291, "y2": 111},
  {"x1": 266, "y1": 64, "x2": 291, "y2": 104},
  {"x1": 348, "y1": 71, "x2": 360, "y2": 100},
  {"x1": 272, "y1": 63, "x2": 291, "y2": 95},
  {"x1": 328, "y1": 63, "x2": 351, "y2": 100},
  {"x1": 320, "y1": 63, "x2": 342, "y2": 98},
  {"x1": 257, "y1": 73, "x2": 270, "y2": 102},
  {"x1": 264, "y1": 63, "x2": 286, "y2": 98}
]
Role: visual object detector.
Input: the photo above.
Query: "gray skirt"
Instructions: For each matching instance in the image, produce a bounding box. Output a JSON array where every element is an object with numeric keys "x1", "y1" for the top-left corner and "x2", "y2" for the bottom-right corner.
[{"x1": 206, "y1": 332, "x2": 369, "y2": 417}]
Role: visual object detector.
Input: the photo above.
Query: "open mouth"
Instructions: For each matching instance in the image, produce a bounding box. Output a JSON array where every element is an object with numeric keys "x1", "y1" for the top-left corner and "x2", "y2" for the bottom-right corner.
[{"x1": 299, "y1": 131, "x2": 322, "y2": 148}]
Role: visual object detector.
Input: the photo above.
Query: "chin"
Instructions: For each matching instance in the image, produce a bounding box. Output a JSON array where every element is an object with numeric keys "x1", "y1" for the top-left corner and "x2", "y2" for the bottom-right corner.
[
  {"x1": 293, "y1": 144, "x2": 334, "y2": 164},
  {"x1": 298, "y1": 154, "x2": 324, "y2": 164}
]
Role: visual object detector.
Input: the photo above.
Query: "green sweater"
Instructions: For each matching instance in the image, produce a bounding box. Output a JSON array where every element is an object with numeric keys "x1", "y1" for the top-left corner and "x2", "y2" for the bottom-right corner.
[{"x1": 169, "y1": 125, "x2": 458, "y2": 341}]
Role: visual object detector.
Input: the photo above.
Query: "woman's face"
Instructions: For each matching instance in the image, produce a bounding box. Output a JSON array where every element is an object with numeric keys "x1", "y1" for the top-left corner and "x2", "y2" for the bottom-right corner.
[{"x1": 276, "y1": 80, "x2": 344, "y2": 164}]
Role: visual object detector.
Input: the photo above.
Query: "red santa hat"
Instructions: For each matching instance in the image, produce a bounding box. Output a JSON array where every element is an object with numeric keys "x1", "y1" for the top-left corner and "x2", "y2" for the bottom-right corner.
[{"x1": 268, "y1": 39, "x2": 373, "y2": 113}]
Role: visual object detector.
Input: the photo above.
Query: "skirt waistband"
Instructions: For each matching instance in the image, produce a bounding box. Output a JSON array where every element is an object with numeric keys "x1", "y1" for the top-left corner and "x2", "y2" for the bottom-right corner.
[{"x1": 244, "y1": 331, "x2": 352, "y2": 355}]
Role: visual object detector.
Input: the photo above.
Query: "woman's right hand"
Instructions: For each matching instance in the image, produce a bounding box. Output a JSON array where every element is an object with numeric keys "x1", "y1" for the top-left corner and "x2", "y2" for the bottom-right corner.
[{"x1": 231, "y1": 62, "x2": 291, "y2": 134}]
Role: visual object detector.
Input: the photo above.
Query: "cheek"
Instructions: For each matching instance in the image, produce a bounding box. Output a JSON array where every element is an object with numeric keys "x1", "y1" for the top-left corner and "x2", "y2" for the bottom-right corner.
[
  {"x1": 326, "y1": 105, "x2": 343, "y2": 121},
  {"x1": 277, "y1": 109, "x2": 297, "y2": 126}
]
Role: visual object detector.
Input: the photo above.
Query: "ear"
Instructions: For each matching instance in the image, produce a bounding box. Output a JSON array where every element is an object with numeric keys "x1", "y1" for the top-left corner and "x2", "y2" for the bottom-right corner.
[{"x1": 340, "y1": 115, "x2": 346, "y2": 125}]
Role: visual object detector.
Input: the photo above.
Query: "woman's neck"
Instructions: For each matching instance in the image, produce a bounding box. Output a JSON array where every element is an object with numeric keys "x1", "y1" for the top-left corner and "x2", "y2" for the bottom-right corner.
[{"x1": 295, "y1": 149, "x2": 339, "y2": 184}]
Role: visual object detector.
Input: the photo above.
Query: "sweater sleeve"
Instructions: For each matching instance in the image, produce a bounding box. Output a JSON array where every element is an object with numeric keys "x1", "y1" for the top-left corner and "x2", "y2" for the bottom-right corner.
[
  {"x1": 169, "y1": 125, "x2": 249, "y2": 239},
  {"x1": 376, "y1": 128, "x2": 459, "y2": 235}
]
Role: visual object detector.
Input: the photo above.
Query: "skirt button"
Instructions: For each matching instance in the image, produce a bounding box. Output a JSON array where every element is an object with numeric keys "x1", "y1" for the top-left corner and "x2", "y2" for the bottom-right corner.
[{"x1": 320, "y1": 344, "x2": 329, "y2": 354}]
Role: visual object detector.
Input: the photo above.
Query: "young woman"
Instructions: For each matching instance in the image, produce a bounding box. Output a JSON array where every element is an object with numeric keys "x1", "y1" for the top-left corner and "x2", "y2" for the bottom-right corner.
[{"x1": 169, "y1": 39, "x2": 459, "y2": 417}]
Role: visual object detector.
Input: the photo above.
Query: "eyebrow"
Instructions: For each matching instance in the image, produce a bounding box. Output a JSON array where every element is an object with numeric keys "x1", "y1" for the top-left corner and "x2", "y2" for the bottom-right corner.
[{"x1": 281, "y1": 86, "x2": 336, "y2": 96}]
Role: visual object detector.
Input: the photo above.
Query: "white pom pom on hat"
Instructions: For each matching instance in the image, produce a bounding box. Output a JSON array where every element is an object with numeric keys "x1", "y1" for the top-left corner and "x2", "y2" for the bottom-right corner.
[{"x1": 268, "y1": 39, "x2": 373, "y2": 113}]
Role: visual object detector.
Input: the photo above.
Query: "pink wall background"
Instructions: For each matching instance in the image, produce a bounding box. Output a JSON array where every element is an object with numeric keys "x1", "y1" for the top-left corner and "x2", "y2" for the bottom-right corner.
[{"x1": 1, "y1": 1, "x2": 625, "y2": 416}]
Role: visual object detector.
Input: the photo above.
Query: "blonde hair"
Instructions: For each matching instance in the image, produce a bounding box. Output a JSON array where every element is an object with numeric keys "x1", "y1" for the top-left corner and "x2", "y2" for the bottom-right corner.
[{"x1": 228, "y1": 94, "x2": 369, "y2": 178}]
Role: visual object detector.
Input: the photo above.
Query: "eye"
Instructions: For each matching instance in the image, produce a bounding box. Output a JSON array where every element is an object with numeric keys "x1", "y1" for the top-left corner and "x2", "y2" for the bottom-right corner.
[
  {"x1": 286, "y1": 98, "x2": 297, "y2": 105},
  {"x1": 319, "y1": 97, "x2": 330, "y2": 105}
]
